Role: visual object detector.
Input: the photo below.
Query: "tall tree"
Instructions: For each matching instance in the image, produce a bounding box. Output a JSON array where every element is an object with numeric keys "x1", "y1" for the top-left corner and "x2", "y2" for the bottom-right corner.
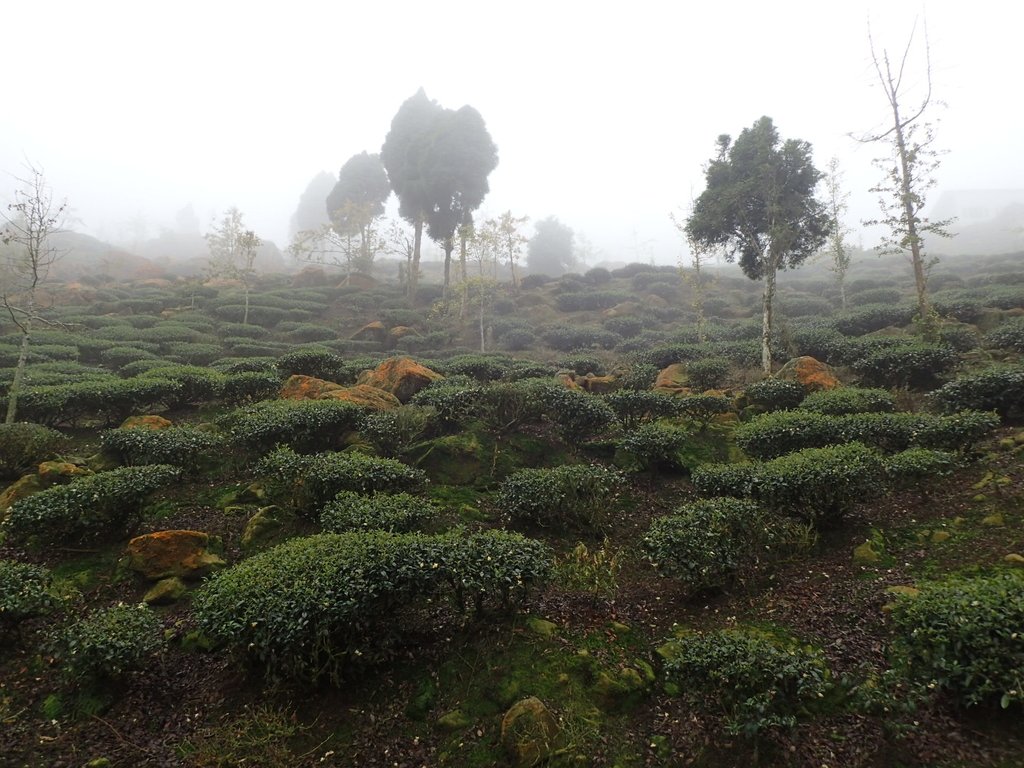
[
  {"x1": 1, "y1": 164, "x2": 67, "y2": 423},
  {"x1": 686, "y1": 117, "x2": 830, "y2": 374},
  {"x1": 527, "y1": 216, "x2": 575, "y2": 276},
  {"x1": 288, "y1": 171, "x2": 336, "y2": 240},
  {"x1": 490, "y1": 211, "x2": 529, "y2": 292},
  {"x1": 421, "y1": 105, "x2": 499, "y2": 297},
  {"x1": 671, "y1": 206, "x2": 712, "y2": 344},
  {"x1": 326, "y1": 152, "x2": 390, "y2": 274},
  {"x1": 381, "y1": 89, "x2": 445, "y2": 302},
  {"x1": 823, "y1": 157, "x2": 853, "y2": 310},
  {"x1": 205, "y1": 207, "x2": 261, "y2": 325},
  {"x1": 858, "y1": 22, "x2": 953, "y2": 338}
]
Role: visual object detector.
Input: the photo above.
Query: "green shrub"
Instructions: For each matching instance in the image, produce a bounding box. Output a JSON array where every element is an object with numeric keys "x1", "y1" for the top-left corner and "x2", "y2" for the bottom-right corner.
[
  {"x1": 692, "y1": 442, "x2": 885, "y2": 524},
  {"x1": 0, "y1": 423, "x2": 67, "y2": 479},
  {"x1": 0, "y1": 560, "x2": 57, "y2": 635},
  {"x1": 852, "y1": 343, "x2": 958, "y2": 388},
  {"x1": 555, "y1": 290, "x2": 630, "y2": 312},
  {"x1": 798, "y1": 387, "x2": 895, "y2": 415},
  {"x1": 642, "y1": 499, "x2": 809, "y2": 590},
  {"x1": 661, "y1": 628, "x2": 832, "y2": 735},
  {"x1": 604, "y1": 390, "x2": 682, "y2": 429},
  {"x1": 276, "y1": 348, "x2": 348, "y2": 382},
  {"x1": 257, "y1": 447, "x2": 428, "y2": 512},
  {"x1": 215, "y1": 357, "x2": 277, "y2": 374},
  {"x1": 410, "y1": 380, "x2": 484, "y2": 428},
  {"x1": 558, "y1": 354, "x2": 605, "y2": 377},
  {"x1": 57, "y1": 603, "x2": 163, "y2": 682},
  {"x1": 889, "y1": 571, "x2": 1024, "y2": 708},
  {"x1": 439, "y1": 354, "x2": 513, "y2": 382},
  {"x1": 218, "y1": 323, "x2": 269, "y2": 340},
  {"x1": 602, "y1": 316, "x2": 644, "y2": 338},
  {"x1": 616, "y1": 362, "x2": 659, "y2": 391},
  {"x1": 675, "y1": 394, "x2": 733, "y2": 422},
  {"x1": 983, "y1": 317, "x2": 1024, "y2": 353},
  {"x1": 99, "y1": 346, "x2": 158, "y2": 370},
  {"x1": 218, "y1": 400, "x2": 363, "y2": 452},
  {"x1": 884, "y1": 448, "x2": 961, "y2": 490},
  {"x1": 537, "y1": 385, "x2": 617, "y2": 441},
  {"x1": 117, "y1": 359, "x2": 178, "y2": 378},
  {"x1": 834, "y1": 303, "x2": 916, "y2": 335},
  {"x1": 540, "y1": 325, "x2": 621, "y2": 352},
  {"x1": 616, "y1": 422, "x2": 692, "y2": 472},
  {"x1": 501, "y1": 329, "x2": 537, "y2": 351},
  {"x1": 320, "y1": 491, "x2": 439, "y2": 533},
  {"x1": 137, "y1": 365, "x2": 226, "y2": 406},
  {"x1": 938, "y1": 324, "x2": 980, "y2": 352},
  {"x1": 283, "y1": 323, "x2": 337, "y2": 343},
  {"x1": 100, "y1": 426, "x2": 225, "y2": 472},
  {"x1": 929, "y1": 366, "x2": 1024, "y2": 421},
  {"x1": 358, "y1": 407, "x2": 432, "y2": 457},
  {"x1": 10, "y1": 378, "x2": 182, "y2": 427},
  {"x1": 743, "y1": 379, "x2": 805, "y2": 412},
  {"x1": 3, "y1": 465, "x2": 180, "y2": 544},
  {"x1": 497, "y1": 464, "x2": 623, "y2": 530},
  {"x1": 221, "y1": 371, "x2": 282, "y2": 404}
]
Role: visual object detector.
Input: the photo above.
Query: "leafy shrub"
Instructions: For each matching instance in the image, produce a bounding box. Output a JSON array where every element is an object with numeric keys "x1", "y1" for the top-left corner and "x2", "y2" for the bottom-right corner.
[
  {"x1": 889, "y1": 571, "x2": 1024, "y2": 708},
  {"x1": 555, "y1": 290, "x2": 629, "y2": 312},
  {"x1": 584, "y1": 266, "x2": 612, "y2": 285},
  {"x1": 162, "y1": 342, "x2": 224, "y2": 366},
  {"x1": 138, "y1": 366, "x2": 226, "y2": 406},
  {"x1": 221, "y1": 371, "x2": 281, "y2": 404},
  {"x1": 929, "y1": 366, "x2": 1024, "y2": 421},
  {"x1": 834, "y1": 303, "x2": 916, "y2": 336},
  {"x1": 643, "y1": 498, "x2": 809, "y2": 589},
  {"x1": 604, "y1": 390, "x2": 682, "y2": 429},
  {"x1": 410, "y1": 379, "x2": 484, "y2": 428},
  {"x1": 661, "y1": 628, "x2": 832, "y2": 735},
  {"x1": 675, "y1": 394, "x2": 734, "y2": 422},
  {"x1": 10, "y1": 378, "x2": 182, "y2": 427},
  {"x1": 117, "y1": 359, "x2": 178, "y2": 378},
  {"x1": 798, "y1": 387, "x2": 895, "y2": 415},
  {"x1": 475, "y1": 381, "x2": 548, "y2": 434},
  {"x1": 0, "y1": 423, "x2": 66, "y2": 479},
  {"x1": 602, "y1": 316, "x2": 644, "y2": 338},
  {"x1": 558, "y1": 354, "x2": 605, "y2": 377},
  {"x1": 283, "y1": 323, "x2": 337, "y2": 344},
  {"x1": 3, "y1": 465, "x2": 180, "y2": 544},
  {"x1": 616, "y1": 422, "x2": 692, "y2": 472},
  {"x1": 358, "y1": 407, "x2": 432, "y2": 457},
  {"x1": 501, "y1": 329, "x2": 537, "y2": 351},
  {"x1": 218, "y1": 322, "x2": 269, "y2": 340},
  {"x1": 539, "y1": 325, "x2": 621, "y2": 352},
  {"x1": 57, "y1": 603, "x2": 163, "y2": 682},
  {"x1": 535, "y1": 384, "x2": 617, "y2": 441},
  {"x1": 439, "y1": 354, "x2": 513, "y2": 382},
  {"x1": 0, "y1": 560, "x2": 57, "y2": 635},
  {"x1": 218, "y1": 400, "x2": 363, "y2": 453},
  {"x1": 520, "y1": 273, "x2": 552, "y2": 289},
  {"x1": 937, "y1": 324, "x2": 979, "y2": 352},
  {"x1": 852, "y1": 343, "x2": 958, "y2": 388},
  {"x1": 100, "y1": 426, "x2": 225, "y2": 472},
  {"x1": 215, "y1": 357, "x2": 278, "y2": 374},
  {"x1": 931, "y1": 294, "x2": 984, "y2": 323},
  {"x1": 257, "y1": 447, "x2": 428, "y2": 512},
  {"x1": 790, "y1": 324, "x2": 850, "y2": 363},
  {"x1": 497, "y1": 464, "x2": 623, "y2": 530},
  {"x1": 617, "y1": 362, "x2": 659, "y2": 391},
  {"x1": 99, "y1": 347, "x2": 158, "y2": 370},
  {"x1": 848, "y1": 287, "x2": 903, "y2": 306},
  {"x1": 276, "y1": 348, "x2": 348, "y2": 382},
  {"x1": 692, "y1": 442, "x2": 885, "y2": 523},
  {"x1": 320, "y1": 491, "x2": 439, "y2": 533},
  {"x1": 744, "y1": 379, "x2": 805, "y2": 411},
  {"x1": 884, "y1": 448, "x2": 961, "y2": 490},
  {"x1": 983, "y1": 317, "x2": 1024, "y2": 353}
]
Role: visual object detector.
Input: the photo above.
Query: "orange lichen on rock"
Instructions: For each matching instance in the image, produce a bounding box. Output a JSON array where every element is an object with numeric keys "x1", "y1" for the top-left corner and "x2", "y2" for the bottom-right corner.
[
  {"x1": 777, "y1": 356, "x2": 841, "y2": 392},
  {"x1": 554, "y1": 371, "x2": 582, "y2": 390},
  {"x1": 653, "y1": 364, "x2": 690, "y2": 394},
  {"x1": 580, "y1": 375, "x2": 618, "y2": 394},
  {"x1": 0, "y1": 474, "x2": 44, "y2": 513},
  {"x1": 279, "y1": 374, "x2": 344, "y2": 401},
  {"x1": 320, "y1": 384, "x2": 401, "y2": 410},
  {"x1": 37, "y1": 461, "x2": 91, "y2": 485},
  {"x1": 126, "y1": 530, "x2": 226, "y2": 581},
  {"x1": 121, "y1": 415, "x2": 173, "y2": 430},
  {"x1": 358, "y1": 357, "x2": 443, "y2": 403},
  {"x1": 351, "y1": 320, "x2": 388, "y2": 343}
]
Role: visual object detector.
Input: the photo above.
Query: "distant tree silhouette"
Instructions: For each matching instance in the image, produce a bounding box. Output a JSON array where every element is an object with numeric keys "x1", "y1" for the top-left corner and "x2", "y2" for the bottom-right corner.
[{"x1": 527, "y1": 216, "x2": 575, "y2": 276}]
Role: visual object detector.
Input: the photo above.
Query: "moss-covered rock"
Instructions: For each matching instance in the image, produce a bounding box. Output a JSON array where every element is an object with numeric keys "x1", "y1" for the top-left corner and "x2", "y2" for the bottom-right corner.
[
  {"x1": 320, "y1": 384, "x2": 401, "y2": 411},
  {"x1": 777, "y1": 356, "x2": 841, "y2": 393},
  {"x1": 121, "y1": 415, "x2": 172, "y2": 430},
  {"x1": 0, "y1": 474, "x2": 45, "y2": 514},
  {"x1": 279, "y1": 374, "x2": 343, "y2": 401},
  {"x1": 38, "y1": 461, "x2": 92, "y2": 485},
  {"x1": 853, "y1": 540, "x2": 882, "y2": 565},
  {"x1": 653, "y1": 363, "x2": 689, "y2": 394},
  {"x1": 241, "y1": 506, "x2": 296, "y2": 551},
  {"x1": 500, "y1": 696, "x2": 563, "y2": 768},
  {"x1": 357, "y1": 356, "x2": 443, "y2": 403},
  {"x1": 126, "y1": 530, "x2": 226, "y2": 581},
  {"x1": 143, "y1": 576, "x2": 187, "y2": 605}
]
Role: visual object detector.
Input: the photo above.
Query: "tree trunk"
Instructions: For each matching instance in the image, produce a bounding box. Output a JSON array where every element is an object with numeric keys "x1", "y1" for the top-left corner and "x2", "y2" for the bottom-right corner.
[
  {"x1": 5, "y1": 317, "x2": 32, "y2": 424},
  {"x1": 761, "y1": 264, "x2": 776, "y2": 375},
  {"x1": 408, "y1": 220, "x2": 423, "y2": 303},
  {"x1": 838, "y1": 276, "x2": 847, "y2": 311},
  {"x1": 242, "y1": 282, "x2": 250, "y2": 326},
  {"x1": 442, "y1": 237, "x2": 454, "y2": 300},
  {"x1": 479, "y1": 293, "x2": 486, "y2": 353}
]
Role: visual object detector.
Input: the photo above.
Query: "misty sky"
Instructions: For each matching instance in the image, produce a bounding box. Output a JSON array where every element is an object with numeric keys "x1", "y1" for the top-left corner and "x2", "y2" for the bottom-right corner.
[{"x1": 3, "y1": 1, "x2": 1022, "y2": 266}]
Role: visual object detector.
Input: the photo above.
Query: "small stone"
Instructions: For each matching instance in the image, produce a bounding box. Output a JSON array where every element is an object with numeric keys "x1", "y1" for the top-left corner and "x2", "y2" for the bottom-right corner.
[
  {"x1": 143, "y1": 577, "x2": 187, "y2": 605},
  {"x1": 951, "y1": 517, "x2": 968, "y2": 527},
  {"x1": 436, "y1": 709, "x2": 472, "y2": 732},
  {"x1": 242, "y1": 506, "x2": 294, "y2": 551},
  {"x1": 85, "y1": 759, "x2": 112, "y2": 768},
  {"x1": 885, "y1": 585, "x2": 921, "y2": 599},
  {"x1": 1003, "y1": 553, "x2": 1024, "y2": 568},
  {"x1": 526, "y1": 617, "x2": 558, "y2": 637},
  {"x1": 610, "y1": 621, "x2": 631, "y2": 635},
  {"x1": 972, "y1": 494, "x2": 988, "y2": 503},
  {"x1": 853, "y1": 540, "x2": 882, "y2": 565},
  {"x1": 37, "y1": 461, "x2": 92, "y2": 485},
  {"x1": 982, "y1": 513, "x2": 1005, "y2": 527},
  {"x1": 930, "y1": 530, "x2": 952, "y2": 544}
]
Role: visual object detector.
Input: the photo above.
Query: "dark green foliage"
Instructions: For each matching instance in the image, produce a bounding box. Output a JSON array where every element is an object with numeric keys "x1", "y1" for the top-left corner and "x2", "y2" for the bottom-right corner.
[
  {"x1": 0, "y1": 423, "x2": 66, "y2": 479},
  {"x1": 937, "y1": 324, "x2": 979, "y2": 352},
  {"x1": 497, "y1": 464, "x2": 623, "y2": 530},
  {"x1": 555, "y1": 291, "x2": 629, "y2": 312},
  {"x1": 221, "y1": 371, "x2": 281, "y2": 404},
  {"x1": 535, "y1": 384, "x2": 617, "y2": 441},
  {"x1": 257, "y1": 447, "x2": 427, "y2": 512},
  {"x1": 616, "y1": 422, "x2": 692, "y2": 472},
  {"x1": 789, "y1": 324, "x2": 849, "y2": 363},
  {"x1": 888, "y1": 571, "x2": 1024, "y2": 708},
  {"x1": 834, "y1": 303, "x2": 916, "y2": 335},
  {"x1": 661, "y1": 628, "x2": 832, "y2": 735},
  {"x1": 848, "y1": 287, "x2": 902, "y2": 306},
  {"x1": 321, "y1": 491, "x2": 438, "y2": 533},
  {"x1": 193, "y1": 530, "x2": 550, "y2": 682},
  {"x1": 675, "y1": 394, "x2": 734, "y2": 421},
  {"x1": 162, "y1": 342, "x2": 224, "y2": 366},
  {"x1": 519, "y1": 273, "x2": 552, "y2": 289},
  {"x1": 744, "y1": 378, "x2": 805, "y2": 411},
  {"x1": 282, "y1": 323, "x2": 337, "y2": 344},
  {"x1": 357, "y1": 407, "x2": 432, "y2": 457},
  {"x1": 604, "y1": 390, "x2": 682, "y2": 429},
  {"x1": 500, "y1": 328, "x2": 537, "y2": 351},
  {"x1": 57, "y1": 603, "x2": 163, "y2": 682},
  {"x1": 929, "y1": 366, "x2": 1024, "y2": 420},
  {"x1": 558, "y1": 354, "x2": 605, "y2": 377},
  {"x1": 798, "y1": 387, "x2": 895, "y2": 415},
  {"x1": 884, "y1": 448, "x2": 961, "y2": 490},
  {"x1": 137, "y1": 366, "x2": 226, "y2": 406},
  {"x1": 4, "y1": 465, "x2": 180, "y2": 544},
  {"x1": 852, "y1": 342, "x2": 958, "y2": 388},
  {"x1": 0, "y1": 560, "x2": 57, "y2": 635},
  {"x1": 642, "y1": 498, "x2": 809, "y2": 589},
  {"x1": 99, "y1": 347, "x2": 158, "y2": 370},
  {"x1": 410, "y1": 379, "x2": 484, "y2": 428},
  {"x1": 211, "y1": 304, "x2": 288, "y2": 327},
  {"x1": 692, "y1": 442, "x2": 885, "y2": 523},
  {"x1": 983, "y1": 317, "x2": 1024, "y2": 353},
  {"x1": 117, "y1": 359, "x2": 177, "y2": 378},
  {"x1": 276, "y1": 348, "x2": 348, "y2": 383},
  {"x1": 930, "y1": 293, "x2": 984, "y2": 323},
  {"x1": 218, "y1": 322, "x2": 270, "y2": 340},
  {"x1": 439, "y1": 354, "x2": 513, "y2": 382},
  {"x1": 218, "y1": 400, "x2": 363, "y2": 452},
  {"x1": 100, "y1": 426, "x2": 225, "y2": 472},
  {"x1": 539, "y1": 325, "x2": 621, "y2": 352},
  {"x1": 10, "y1": 378, "x2": 182, "y2": 427},
  {"x1": 617, "y1": 362, "x2": 659, "y2": 391},
  {"x1": 602, "y1": 316, "x2": 645, "y2": 338},
  {"x1": 215, "y1": 357, "x2": 278, "y2": 374},
  {"x1": 584, "y1": 267, "x2": 612, "y2": 285}
]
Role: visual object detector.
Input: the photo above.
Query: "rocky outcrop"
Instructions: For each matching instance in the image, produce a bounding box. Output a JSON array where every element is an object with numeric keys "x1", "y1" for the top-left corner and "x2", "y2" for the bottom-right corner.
[
  {"x1": 126, "y1": 530, "x2": 226, "y2": 581},
  {"x1": 357, "y1": 357, "x2": 443, "y2": 403},
  {"x1": 351, "y1": 320, "x2": 388, "y2": 343},
  {"x1": 321, "y1": 384, "x2": 402, "y2": 410},
  {"x1": 500, "y1": 697, "x2": 563, "y2": 768},
  {"x1": 121, "y1": 415, "x2": 172, "y2": 430},
  {"x1": 653, "y1": 363, "x2": 689, "y2": 394},
  {"x1": 279, "y1": 374, "x2": 343, "y2": 401},
  {"x1": 776, "y1": 356, "x2": 841, "y2": 392}
]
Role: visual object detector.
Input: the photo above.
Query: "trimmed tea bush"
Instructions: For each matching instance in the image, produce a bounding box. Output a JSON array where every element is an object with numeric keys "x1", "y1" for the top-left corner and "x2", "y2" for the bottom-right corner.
[
  {"x1": 616, "y1": 422, "x2": 692, "y2": 472},
  {"x1": 929, "y1": 366, "x2": 1024, "y2": 420},
  {"x1": 358, "y1": 407, "x2": 432, "y2": 457},
  {"x1": 537, "y1": 385, "x2": 617, "y2": 441},
  {"x1": 410, "y1": 380, "x2": 484, "y2": 428},
  {"x1": 497, "y1": 464, "x2": 623, "y2": 530},
  {"x1": 686, "y1": 357, "x2": 731, "y2": 391},
  {"x1": 100, "y1": 426, "x2": 225, "y2": 472},
  {"x1": 218, "y1": 400, "x2": 363, "y2": 452},
  {"x1": 692, "y1": 442, "x2": 885, "y2": 523},
  {"x1": 888, "y1": 571, "x2": 1024, "y2": 708},
  {"x1": 320, "y1": 491, "x2": 438, "y2": 533},
  {"x1": 11, "y1": 378, "x2": 182, "y2": 427},
  {"x1": 852, "y1": 343, "x2": 958, "y2": 388},
  {"x1": 642, "y1": 498, "x2": 808, "y2": 590},
  {"x1": 604, "y1": 390, "x2": 682, "y2": 429},
  {"x1": 57, "y1": 603, "x2": 163, "y2": 682},
  {"x1": 744, "y1": 378, "x2": 805, "y2": 412},
  {"x1": 3, "y1": 465, "x2": 180, "y2": 544},
  {"x1": 798, "y1": 387, "x2": 895, "y2": 415},
  {"x1": 661, "y1": 628, "x2": 832, "y2": 735},
  {"x1": 983, "y1": 317, "x2": 1024, "y2": 353},
  {"x1": 137, "y1": 366, "x2": 226, "y2": 406},
  {"x1": 0, "y1": 423, "x2": 66, "y2": 479},
  {"x1": 276, "y1": 348, "x2": 348, "y2": 382},
  {"x1": 1, "y1": 560, "x2": 57, "y2": 635},
  {"x1": 884, "y1": 448, "x2": 961, "y2": 490},
  {"x1": 221, "y1": 371, "x2": 281, "y2": 404}
]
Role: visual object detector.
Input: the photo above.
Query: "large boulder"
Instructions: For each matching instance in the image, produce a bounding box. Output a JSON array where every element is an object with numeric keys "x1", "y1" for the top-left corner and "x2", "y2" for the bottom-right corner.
[
  {"x1": 121, "y1": 415, "x2": 172, "y2": 430},
  {"x1": 38, "y1": 461, "x2": 92, "y2": 485},
  {"x1": 580, "y1": 374, "x2": 618, "y2": 394},
  {"x1": 279, "y1": 374, "x2": 344, "y2": 401},
  {"x1": 776, "y1": 356, "x2": 841, "y2": 392},
  {"x1": 500, "y1": 697, "x2": 563, "y2": 768},
  {"x1": 126, "y1": 530, "x2": 226, "y2": 581},
  {"x1": 358, "y1": 357, "x2": 443, "y2": 403},
  {"x1": 653, "y1": 363, "x2": 689, "y2": 394},
  {"x1": 320, "y1": 384, "x2": 401, "y2": 410},
  {"x1": 0, "y1": 474, "x2": 45, "y2": 516},
  {"x1": 351, "y1": 320, "x2": 388, "y2": 343}
]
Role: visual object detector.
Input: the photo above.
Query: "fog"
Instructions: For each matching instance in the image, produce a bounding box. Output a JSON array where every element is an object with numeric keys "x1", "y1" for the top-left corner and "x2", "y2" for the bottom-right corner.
[{"x1": 3, "y1": 0, "x2": 1023, "y2": 268}]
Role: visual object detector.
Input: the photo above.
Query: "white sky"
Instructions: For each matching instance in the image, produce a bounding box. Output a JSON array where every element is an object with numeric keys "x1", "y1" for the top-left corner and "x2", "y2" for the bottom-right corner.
[{"x1": 2, "y1": 0, "x2": 1022, "y2": 265}]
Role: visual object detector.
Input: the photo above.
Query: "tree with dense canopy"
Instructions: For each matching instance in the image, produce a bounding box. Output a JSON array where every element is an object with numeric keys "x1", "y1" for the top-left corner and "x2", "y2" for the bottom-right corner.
[
  {"x1": 686, "y1": 116, "x2": 830, "y2": 373},
  {"x1": 527, "y1": 216, "x2": 575, "y2": 276},
  {"x1": 325, "y1": 152, "x2": 390, "y2": 273}
]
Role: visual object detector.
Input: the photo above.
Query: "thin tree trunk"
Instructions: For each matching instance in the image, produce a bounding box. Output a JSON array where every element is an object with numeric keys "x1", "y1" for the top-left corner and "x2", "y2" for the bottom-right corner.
[
  {"x1": 409, "y1": 220, "x2": 423, "y2": 303},
  {"x1": 242, "y1": 282, "x2": 250, "y2": 326},
  {"x1": 5, "y1": 316, "x2": 32, "y2": 424},
  {"x1": 761, "y1": 264, "x2": 776, "y2": 375},
  {"x1": 442, "y1": 237, "x2": 454, "y2": 300},
  {"x1": 479, "y1": 294, "x2": 486, "y2": 353}
]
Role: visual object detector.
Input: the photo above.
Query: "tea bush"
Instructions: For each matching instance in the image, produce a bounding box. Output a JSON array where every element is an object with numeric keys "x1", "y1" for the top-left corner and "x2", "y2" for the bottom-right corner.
[
  {"x1": 686, "y1": 357, "x2": 731, "y2": 390},
  {"x1": 439, "y1": 354, "x2": 513, "y2": 382},
  {"x1": 320, "y1": 491, "x2": 439, "y2": 533},
  {"x1": 10, "y1": 378, "x2": 182, "y2": 427},
  {"x1": 834, "y1": 303, "x2": 916, "y2": 336},
  {"x1": 884, "y1": 448, "x2": 961, "y2": 490},
  {"x1": 221, "y1": 371, "x2": 281, "y2": 404},
  {"x1": 3, "y1": 465, "x2": 180, "y2": 544},
  {"x1": 929, "y1": 366, "x2": 1024, "y2": 420},
  {"x1": 218, "y1": 400, "x2": 363, "y2": 452},
  {"x1": 642, "y1": 498, "x2": 809, "y2": 590},
  {"x1": 100, "y1": 426, "x2": 225, "y2": 472},
  {"x1": 539, "y1": 325, "x2": 621, "y2": 351},
  {"x1": 692, "y1": 442, "x2": 885, "y2": 523},
  {"x1": 888, "y1": 571, "x2": 1024, "y2": 708},
  {"x1": 410, "y1": 379, "x2": 484, "y2": 428},
  {"x1": 0, "y1": 423, "x2": 67, "y2": 479},
  {"x1": 555, "y1": 291, "x2": 629, "y2": 312},
  {"x1": 57, "y1": 603, "x2": 164, "y2": 682},
  {"x1": 983, "y1": 317, "x2": 1024, "y2": 353},
  {"x1": 0, "y1": 560, "x2": 57, "y2": 635},
  {"x1": 137, "y1": 366, "x2": 226, "y2": 406},
  {"x1": 497, "y1": 464, "x2": 623, "y2": 530},
  {"x1": 536, "y1": 384, "x2": 617, "y2": 441},
  {"x1": 616, "y1": 422, "x2": 692, "y2": 472},
  {"x1": 661, "y1": 628, "x2": 832, "y2": 735},
  {"x1": 276, "y1": 348, "x2": 349, "y2": 382},
  {"x1": 852, "y1": 343, "x2": 958, "y2": 388},
  {"x1": 798, "y1": 387, "x2": 895, "y2": 415},
  {"x1": 604, "y1": 390, "x2": 682, "y2": 429},
  {"x1": 357, "y1": 407, "x2": 432, "y2": 457},
  {"x1": 743, "y1": 379, "x2": 805, "y2": 412}
]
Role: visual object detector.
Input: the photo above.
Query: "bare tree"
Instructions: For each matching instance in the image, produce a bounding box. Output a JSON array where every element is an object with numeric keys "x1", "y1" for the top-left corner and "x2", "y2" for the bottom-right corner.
[
  {"x1": 823, "y1": 157, "x2": 853, "y2": 310},
  {"x1": 671, "y1": 206, "x2": 713, "y2": 344},
  {"x1": 1, "y1": 164, "x2": 67, "y2": 423},
  {"x1": 205, "y1": 207, "x2": 261, "y2": 325},
  {"x1": 857, "y1": 20, "x2": 954, "y2": 337}
]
